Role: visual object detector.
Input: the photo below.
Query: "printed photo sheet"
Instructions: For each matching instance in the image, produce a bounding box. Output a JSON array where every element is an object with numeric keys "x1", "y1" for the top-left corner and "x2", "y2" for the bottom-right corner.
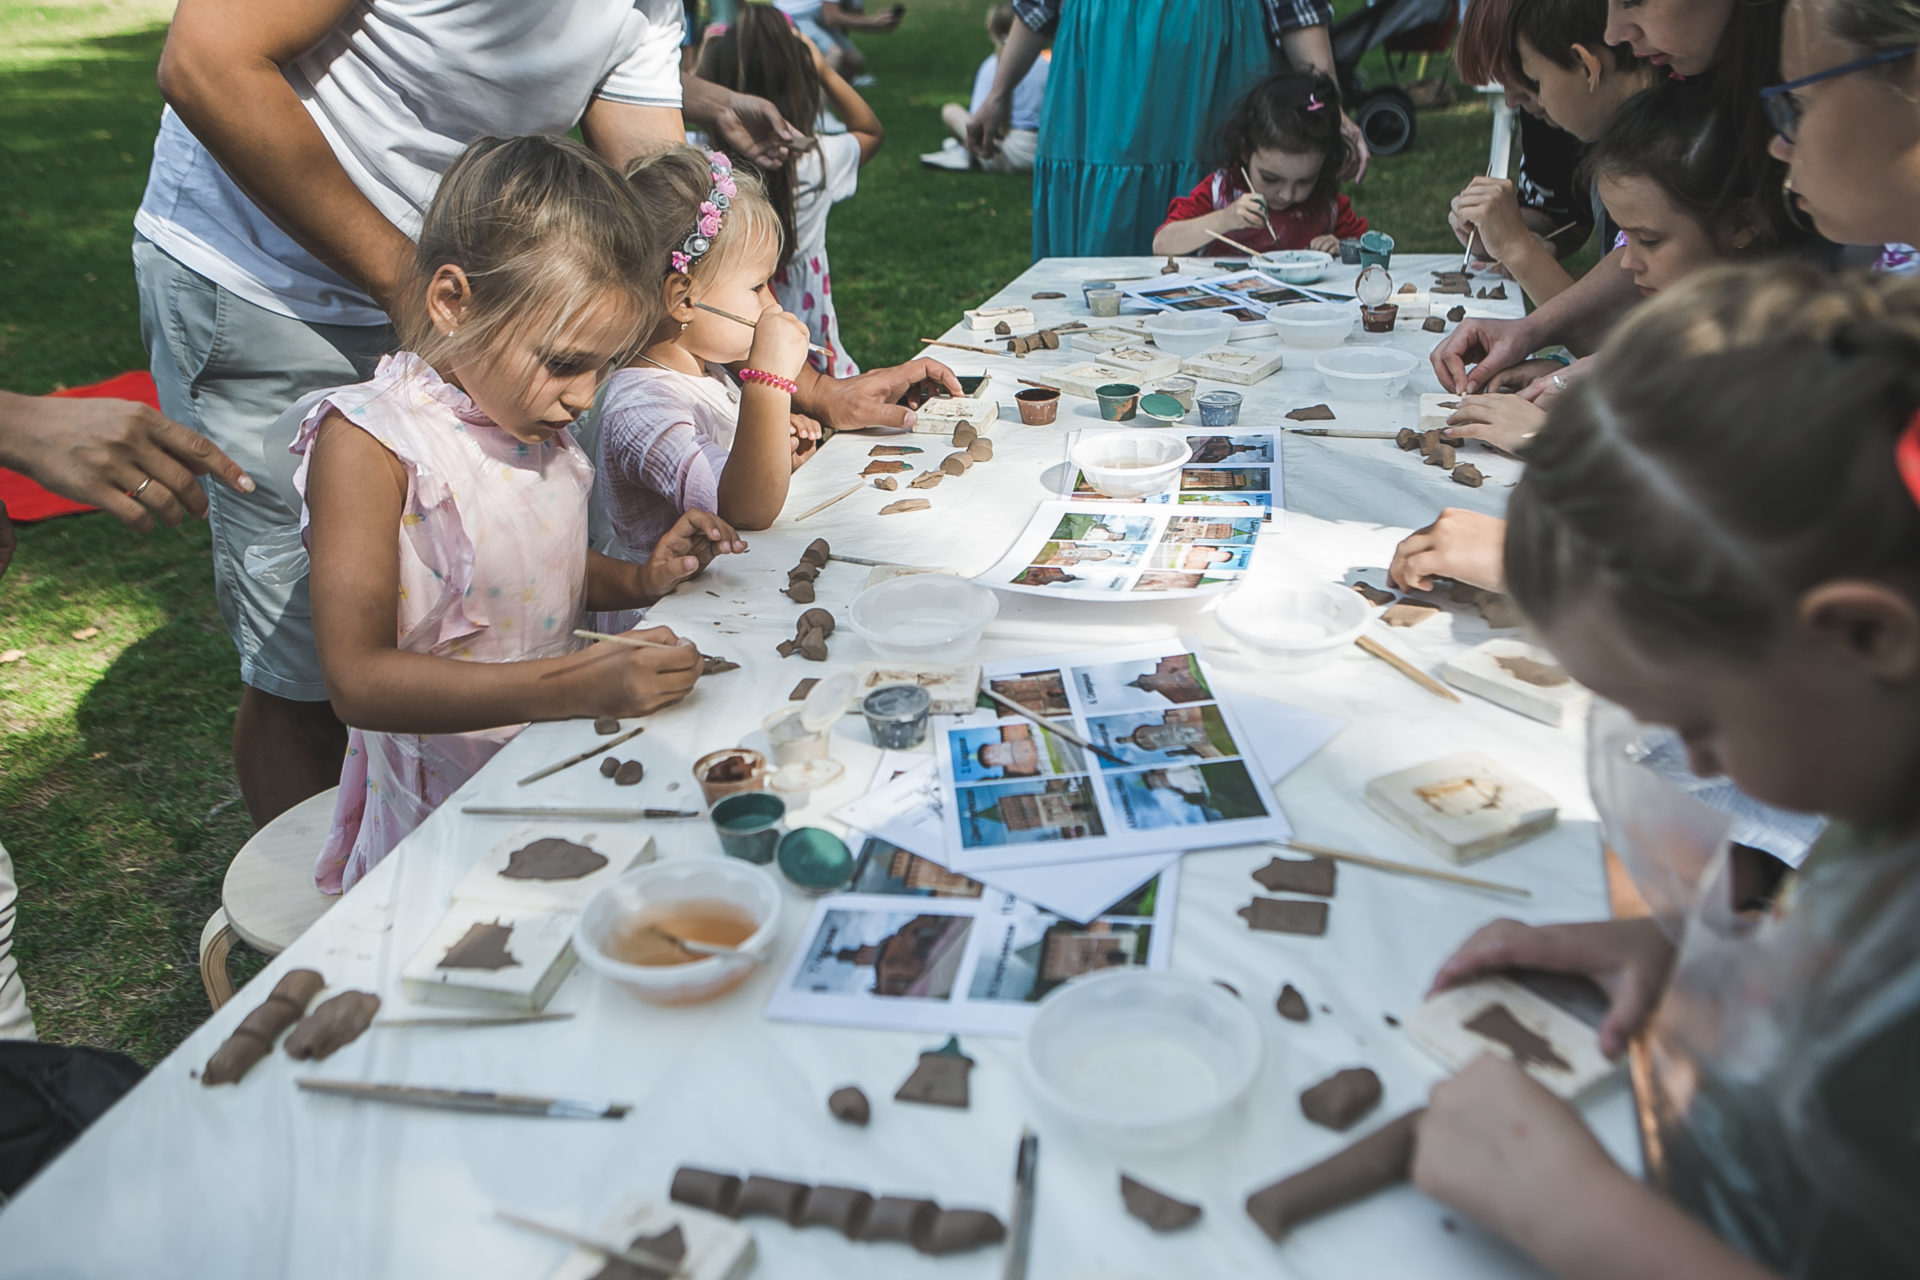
[
  {"x1": 979, "y1": 501, "x2": 1268, "y2": 600},
  {"x1": 1061, "y1": 429, "x2": 1285, "y2": 526}
]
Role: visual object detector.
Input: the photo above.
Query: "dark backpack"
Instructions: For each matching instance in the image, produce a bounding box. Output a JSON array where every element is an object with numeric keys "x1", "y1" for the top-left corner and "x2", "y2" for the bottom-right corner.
[{"x1": 0, "y1": 1041, "x2": 144, "y2": 1202}]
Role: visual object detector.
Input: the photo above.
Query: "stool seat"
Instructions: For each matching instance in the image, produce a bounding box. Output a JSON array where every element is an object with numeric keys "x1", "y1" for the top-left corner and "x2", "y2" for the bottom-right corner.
[{"x1": 222, "y1": 787, "x2": 340, "y2": 954}]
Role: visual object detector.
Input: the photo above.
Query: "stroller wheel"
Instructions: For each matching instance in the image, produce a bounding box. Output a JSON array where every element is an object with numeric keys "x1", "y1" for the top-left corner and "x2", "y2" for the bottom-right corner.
[{"x1": 1355, "y1": 89, "x2": 1417, "y2": 157}]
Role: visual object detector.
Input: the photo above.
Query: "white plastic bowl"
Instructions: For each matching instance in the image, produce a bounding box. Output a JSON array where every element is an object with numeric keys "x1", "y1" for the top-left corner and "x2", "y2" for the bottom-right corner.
[
  {"x1": 1268, "y1": 301, "x2": 1356, "y2": 349},
  {"x1": 1315, "y1": 345, "x2": 1420, "y2": 399},
  {"x1": 1215, "y1": 580, "x2": 1371, "y2": 672},
  {"x1": 1144, "y1": 311, "x2": 1234, "y2": 356},
  {"x1": 1251, "y1": 248, "x2": 1333, "y2": 284},
  {"x1": 1068, "y1": 430, "x2": 1193, "y2": 499},
  {"x1": 573, "y1": 858, "x2": 782, "y2": 1006},
  {"x1": 847, "y1": 572, "x2": 999, "y2": 661},
  {"x1": 1022, "y1": 970, "x2": 1264, "y2": 1151}
]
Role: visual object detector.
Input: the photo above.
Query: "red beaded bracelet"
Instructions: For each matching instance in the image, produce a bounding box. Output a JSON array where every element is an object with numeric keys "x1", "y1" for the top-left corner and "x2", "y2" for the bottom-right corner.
[{"x1": 738, "y1": 367, "x2": 798, "y2": 395}]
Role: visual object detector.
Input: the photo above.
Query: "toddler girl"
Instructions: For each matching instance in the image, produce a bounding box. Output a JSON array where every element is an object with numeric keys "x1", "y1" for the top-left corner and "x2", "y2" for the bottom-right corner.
[
  {"x1": 294, "y1": 135, "x2": 740, "y2": 893},
  {"x1": 1152, "y1": 70, "x2": 1365, "y2": 258},
  {"x1": 586, "y1": 146, "x2": 811, "y2": 633},
  {"x1": 699, "y1": 7, "x2": 884, "y2": 377},
  {"x1": 1412, "y1": 263, "x2": 1920, "y2": 1279}
]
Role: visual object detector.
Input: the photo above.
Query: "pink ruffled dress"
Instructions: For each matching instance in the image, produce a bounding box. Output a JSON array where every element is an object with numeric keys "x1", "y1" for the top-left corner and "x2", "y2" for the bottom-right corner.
[{"x1": 291, "y1": 353, "x2": 592, "y2": 894}]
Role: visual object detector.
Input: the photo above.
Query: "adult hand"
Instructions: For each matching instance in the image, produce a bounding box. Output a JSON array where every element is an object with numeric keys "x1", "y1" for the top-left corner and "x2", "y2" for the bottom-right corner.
[
  {"x1": 641, "y1": 509, "x2": 745, "y2": 599},
  {"x1": 589, "y1": 625, "x2": 704, "y2": 717},
  {"x1": 1430, "y1": 316, "x2": 1537, "y2": 394},
  {"x1": 711, "y1": 90, "x2": 805, "y2": 170},
  {"x1": 1340, "y1": 110, "x2": 1370, "y2": 181},
  {"x1": 1428, "y1": 917, "x2": 1678, "y2": 1059},
  {"x1": 964, "y1": 92, "x2": 1009, "y2": 158},
  {"x1": 1413, "y1": 1055, "x2": 1625, "y2": 1246},
  {"x1": 1453, "y1": 178, "x2": 1532, "y2": 265},
  {"x1": 0, "y1": 392, "x2": 253, "y2": 533},
  {"x1": 1518, "y1": 355, "x2": 1592, "y2": 407},
  {"x1": 805, "y1": 358, "x2": 964, "y2": 432},
  {"x1": 1444, "y1": 394, "x2": 1545, "y2": 455},
  {"x1": 1388, "y1": 508, "x2": 1507, "y2": 594}
]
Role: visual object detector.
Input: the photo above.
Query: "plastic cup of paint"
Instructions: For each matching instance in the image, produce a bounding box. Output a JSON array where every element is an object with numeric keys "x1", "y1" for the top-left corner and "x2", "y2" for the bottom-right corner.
[
  {"x1": 1016, "y1": 387, "x2": 1061, "y2": 425},
  {"x1": 1360, "y1": 303, "x2": 1400, "y2": 334},
  {"x1": 1339, "y1": 238, "x2": 1363, "y2": 265},
  {"x1": 1139, "y1": 392, "x2": 1185, "y2": 424},
  {"x1": 693, "y1": 747, "x2": 768, "y2": 807},
  {"x1": 1358, "y1": 230, "x2": 1396, "y2": 268},
  {"x1": 1153, "y1": 376, "x2": 1197, "y2": 412},
  {"x1": 862, "y1": 683, "x2": 933, "y2": 749},
  {"x1": 1081, "y1": 280, "x2": 1116, "y2": 305},
  {"x1": 776, "y1": 826, "x2": 855, "y2": 894},
  {"x1": 1096, "y1": 383, "x2": 1141, "y2": 421},
  {"x1": 1087, "y1": 288, "x2": 1124, "y2": 318},
  {"x1": 1197, "y1": 390, "x2": 1243, "y2": 427},
  {"x1": 710, "y1": 790, "x2": 786, "y2": 865}
]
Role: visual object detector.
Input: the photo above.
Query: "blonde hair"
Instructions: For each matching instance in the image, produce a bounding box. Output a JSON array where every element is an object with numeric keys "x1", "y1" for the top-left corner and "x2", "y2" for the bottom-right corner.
[
  {"x1": 394, "y1": 135, "x2": 658, "y2": 375},
  {"x1": 623, "y1": 145, "x2": 783, "y2": 294}
]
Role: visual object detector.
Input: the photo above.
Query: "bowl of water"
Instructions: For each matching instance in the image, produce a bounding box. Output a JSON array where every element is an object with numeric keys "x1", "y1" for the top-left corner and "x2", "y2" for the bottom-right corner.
[
  {"x1": 1251, "y1": 248, "x2": 1333, "y2": 284},
  {"x1": 1144, "y1": 311, "x2": 1234, "y2": 356},
  {"x1": 574, "y1": 858, "x2": 782, "y2": 1005},
  {"x1": 1314, "y1": 346, "x2": 1419, "y2": 399},
  {"x1": 1022, "y1": 969, "x2": 1264, "y2": 1151},
  {"x1": 847, "y1": 573, "x2": 999, "y2": 661},
  {"x1": 1268, "y1": 302, "x2": 1355, "y2": 349},
  {"x1": 1068, "y1": 430, "x2": 1193, "y2": 499},
  {"x1": 1214, "y1": 581, "x2": 1371, "y2": 672}
]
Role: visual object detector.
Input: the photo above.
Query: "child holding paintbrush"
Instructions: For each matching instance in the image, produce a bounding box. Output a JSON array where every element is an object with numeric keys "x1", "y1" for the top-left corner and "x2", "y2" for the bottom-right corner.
[{"x1": 1152, "y1": 70, "x2": 1366, "y2": 258}]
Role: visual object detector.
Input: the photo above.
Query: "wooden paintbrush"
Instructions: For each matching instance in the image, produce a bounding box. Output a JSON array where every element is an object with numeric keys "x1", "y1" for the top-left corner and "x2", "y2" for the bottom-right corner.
[
  {"x1": 515, "y1": 723, "x2": 646, "y2": 786},
  {"x1": 571, "y1": 628, "x2": 680, "y2": 651},
  {"x1": 920, "y1": 336, "x2": 1020, "y2": 358},
  {"x1": 1279, "y1": 839, "x2": 1529, "y2": 898},
  {"x1": 978, "y1": 686, "x2": 1130, "y2": 768},
  {"x1": 692, "y1": 300, "x2": 829, "y2": 357},
  {"x1": 794, "y1": 481, "x2": 862, "y2": 522}
]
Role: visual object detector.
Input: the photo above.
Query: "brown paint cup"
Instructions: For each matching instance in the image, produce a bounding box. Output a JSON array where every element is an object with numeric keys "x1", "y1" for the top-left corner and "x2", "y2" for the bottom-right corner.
[
  {"x1": 693, "y1": 747, "x2": 768, "y2": 807},
  {"x1": 1015, "y1": 387, "x2": 1061, "y2": 424},
  {"x1": 1360, "y1": 304, "x2": 1400, "y2": 333}
]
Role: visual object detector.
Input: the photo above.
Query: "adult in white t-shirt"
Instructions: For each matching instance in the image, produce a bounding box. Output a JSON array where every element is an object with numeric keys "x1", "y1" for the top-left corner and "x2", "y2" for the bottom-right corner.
[{"x1": 133, "y1": 0, "x2": 958, "y2": 829}]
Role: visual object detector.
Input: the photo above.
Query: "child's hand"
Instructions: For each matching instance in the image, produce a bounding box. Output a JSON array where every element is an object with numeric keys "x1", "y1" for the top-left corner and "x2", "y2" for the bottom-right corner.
[
  {"x1": 590, "y1": 626, "x2": 705, "y2": 717},
  {"x1": 1444, "y1": 394, "x2": 1545, "y2": 455},
  {"x1": 640, "y1": 509, "x2": 746, "y2": 599},
  {"x1": 1517, "y1": 355, "x2": 1592, "y2": 408},
  {"x1": 1222, "y1": 192, "x2": 1270, "y2": 231},
  {"x1": 1428, "y1": 917, "x2": 1678, "y2": 1059},
  {"x1": 1480, "y1": 357, "x2": 1562, "y2": 394},
  {"x1": 1388, "y1": 508, "x2": 1507, "y2": 594},
  {"x1": 1309, "y1": 234, "x2": 1341, "y2": 255},
  {"x1": 1453, "y1": 178, "x2": 1533, "y2": 264},
  {"x1": 1413, "y1": 1055, "x2": 1625, "y2": 1246},
  {"x1": 788, "y1": 412, "x2": 824, "y2": 471},
  {"x1": 746, "y1": 309, "x2": 811, "y2": 384}
]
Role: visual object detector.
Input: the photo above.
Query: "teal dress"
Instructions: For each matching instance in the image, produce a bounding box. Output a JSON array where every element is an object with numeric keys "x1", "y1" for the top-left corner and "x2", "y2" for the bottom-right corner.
[{"x1": 1025, "y1": 0, "x2": 1276, "y2": 257}]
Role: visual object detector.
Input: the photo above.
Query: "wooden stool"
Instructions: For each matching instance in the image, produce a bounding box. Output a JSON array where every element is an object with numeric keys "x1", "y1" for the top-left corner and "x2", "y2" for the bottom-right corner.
[{"x1": 198, "y1": 787, "x2": 341, "y2": 1010}]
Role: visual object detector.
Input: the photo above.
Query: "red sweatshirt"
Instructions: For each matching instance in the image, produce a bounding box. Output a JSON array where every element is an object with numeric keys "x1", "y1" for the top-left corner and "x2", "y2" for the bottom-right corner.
[{"x1": 1159, "y1": 169, "x2": 1367, "y2": 255}]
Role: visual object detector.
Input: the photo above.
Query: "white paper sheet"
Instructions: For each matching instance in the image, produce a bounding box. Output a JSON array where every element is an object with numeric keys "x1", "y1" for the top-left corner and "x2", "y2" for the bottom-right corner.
[{"x1": 976, "y1": 500, "x2": 1269, "y2": 601}]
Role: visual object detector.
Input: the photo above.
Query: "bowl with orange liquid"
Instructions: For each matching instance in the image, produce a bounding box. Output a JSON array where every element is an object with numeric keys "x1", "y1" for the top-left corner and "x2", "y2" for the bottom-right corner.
[{"x1": 573, "y1": 858, "x2": 783, "y2": 1005}]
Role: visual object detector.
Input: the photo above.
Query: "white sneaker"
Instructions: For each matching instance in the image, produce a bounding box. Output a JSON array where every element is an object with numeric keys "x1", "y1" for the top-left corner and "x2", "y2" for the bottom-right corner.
[{"x1": 920, "y1": 141, "x2": 972, "y2": 171}]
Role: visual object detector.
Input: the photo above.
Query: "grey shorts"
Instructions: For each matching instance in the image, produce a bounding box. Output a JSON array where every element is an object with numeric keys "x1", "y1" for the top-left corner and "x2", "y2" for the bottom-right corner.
[{"x1": 133, "y1": 238, "x2": 392, "y2": 701}]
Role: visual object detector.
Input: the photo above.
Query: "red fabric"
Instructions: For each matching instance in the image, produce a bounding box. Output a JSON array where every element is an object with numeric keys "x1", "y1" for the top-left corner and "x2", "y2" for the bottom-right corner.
[
  {"x1": 1897, "y1": 407, "x2": 1920, "y2": 512},
  {"x1": 0, "y1": 371, "x2": 160, "y2": 522},
  {"x1": 1158, "y1": 170, "x2": 1368, "y2": 255}
]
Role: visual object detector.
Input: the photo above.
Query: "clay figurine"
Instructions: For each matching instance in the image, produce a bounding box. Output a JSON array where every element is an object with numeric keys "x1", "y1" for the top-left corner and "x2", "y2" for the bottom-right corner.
[
  {"x1": 1276, "y1": 983, "x2": 1311, "y2": 1022},
  {"x1": 1120, "y1": 1173, "x2": 1203, "y2": 1232},
  {"x1": 1299, "y1": 1066, "x2": 1383, "y2": 1131},
  {"x1": 1451, "y1": 463, "x2": 1485, "y2": 488},
  {"x1": 1245, "y1": 1109, "x2": 1424, "y2": 1243},
  {"x1": 777, "y1": 608, "x2": 836, "y2": 661},
  {"x1": 282, "y1": 990, "x2": 381, "y2": 1061},
  {"x1": 881, "y1": 499, "x2": 933, "y2": 514},
  {"x1": 894, "y1": 1034, "x2": 974, "y2": 1109},
  {"x1": 1285, "y1": 403, "x2": 1336, "y2": 422},
  {"x1": 1395, "y1": 428, "x2": 1419, "y2": 452},
  {"x1": 203, "y1": 967, "x2": 325, "y2": 1084},
  {"x1": 1237, "y1": 897, "x2": 1329, "y2": 936},
  {"x1": 1251, "y1": 855, "x2": 1336, "y2": 897},
  {"x1": 501, "y1": 837, "x2": 607, "y2": 881},
  {"x1": 828, "y1": 1084, "x2": 871, "y2": 1126}
]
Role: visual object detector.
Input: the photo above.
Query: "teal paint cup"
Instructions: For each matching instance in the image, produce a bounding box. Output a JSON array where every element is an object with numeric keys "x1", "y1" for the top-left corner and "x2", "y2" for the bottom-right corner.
[{"x1": 711, "y1": 791, "x2": 786, "y2": 865}]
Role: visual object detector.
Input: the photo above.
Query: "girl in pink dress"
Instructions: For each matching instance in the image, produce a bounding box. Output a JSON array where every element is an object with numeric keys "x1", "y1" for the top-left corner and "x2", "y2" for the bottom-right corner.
[{"x1": 292, "y1": 136, "x2": 745, "y2": 893}]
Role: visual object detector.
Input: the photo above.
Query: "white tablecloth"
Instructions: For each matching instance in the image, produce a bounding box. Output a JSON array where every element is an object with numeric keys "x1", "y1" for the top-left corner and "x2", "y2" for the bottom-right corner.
[{"x1": 0, "y1": 256, "x2": 1638, "y2": 1280}]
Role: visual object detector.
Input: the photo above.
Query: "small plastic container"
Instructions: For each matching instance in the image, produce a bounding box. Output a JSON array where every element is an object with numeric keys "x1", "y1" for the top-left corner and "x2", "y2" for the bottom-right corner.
[
  {"x1": 1068, "y1": 430, "x2": 1193, "y2": 498},
  {"x1": 693, "y1": 747, "x2": 768, "y2": 806},
  {"x1": 573, "y1": 858, "x2": 782, "y2": 1006},
  {"x1": 776, "y1": 827, "x2": 855, "y2": 894},
  {"x1": 847, "y1": 572, "x2": 999, "y2": 661},
  {"x1": 1358, "y1": 229, "x2": 1396, "y2": 267},
  {"x1": 1338, "y1": 237, "x2": 1363, "y2": 264},
  {"x1": 1143, "y1": 311, "x2": 1233, "y2": 356},
  {"x1": 1214, "y1": 580, "x2": 1371, "y2": 672},
  {"x1": 1086, "y1": 288, "x2": 1123, "y2": 317},
  {"x1": 1196, "y1": 390, "x2": 1242, "y2": 427},
  {"x1": 1015, "y1": 387, "x2": 1060, "y2": 424},
  {"x1": 1249, "y1": 248, "x2": 1332, "y2": 284},
  {"x1": 762, "y1": 706, "x2": 829, "y2": 766},
  {"x1": 1095, "y1": 383, "x2": 1140, "y2": 421},
  {"x1": 1138, "y1": 392, "x2": 1185, "y2": 424},
  {"x1": 1360, "y1": 303, "x2": 1400, "y2": 333},
  {"x1": 1268, "y1": 302, "x2": 1355, "y2": 349},
  {"x1": 1153, "y1": 375, "x2": 1197, "y2": 411},
  {"x1": 1080, "y1": 280, "x2": 1116, "y2": 306},
  {"x1": 862, "y1": 683, "x2": 933, "y2": 748},
  {"x1": 1022, "y1": 970, "x2": 1263, "y2": 1151},
  {"x1": 1314, "y1": 346, "x2": 1419, "y2": 400},
  {"x1": 709, "y1": 790, "x2": 786, "y2": 863}
]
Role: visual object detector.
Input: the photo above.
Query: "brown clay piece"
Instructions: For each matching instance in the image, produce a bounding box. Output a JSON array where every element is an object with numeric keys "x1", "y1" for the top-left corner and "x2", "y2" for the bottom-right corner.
[
  {"x1": 282, "y1": 990, "x2": 380, "y2": 1062},
  {"x1": 894, "y1": 1034, "x2": 973, "y2": 1109},
  {"x1": 869, "y1": 445, "x2": 919, "y2": 457},
  {"x1": 1246, "y1": 1109, "x2": 1423, "y2": 1242},
  {"x1": 863, "y1": 1197, "x2": 938, "y2": 1246},
  {"x1": 951, "y1": 423, "x2": 978, "y2": 449},
  {"x1": 908, "y1": 471, "x2": 944, "y2": 490},
  {"x1": 1479, "y1": 593, "x2": 1525, "y2": 628},
  {"x1": 1422, "y1": 316, "x2": 1446, "y2": 333},
  {"x1": 966, "y1": 438, "x2": 993, "y2": 462},
  {"x1": 1285, "y1": 403, "x2": 1336, "y2": 422},
  {"x1": 1032, "y1": 291, "x2": 1066, "y2": 300},
  {"x1": 586, "y1": 1226, "x2": 686, "y2": 1280},
  {"x1": 1395, "y1": 428, "x2": 1419, "y2": 452},
  {"x1": 921, "y1": 1209, "x2": 1007, "y2": 1255},
  {"x1": 614, "y1": 759, "x2": 646, "y2": 786},
  {"x1": 788, "y1": 678, "x2": 818, "y2": 701},
  {"x1": 783, "y1": 577, "x2": 816, "y2": 603},
  {"x1": 1120, "y1": 1173, "x2": 1203, "y2": 1232},
  {"x1": 881, "y1": 499, "x2": 933, "y2": 514},
  {"x1": 1352, "y1": 582, "x2": 1397, "y2": 606},
  {"x1": 1382, "y1": 601, "x2": 1439, "y2": 628},
  {"x1": 874, "y1": 476, "x2": 898, "y2": 491},
  {"x1": 863, "y1": 460, "x2": 909, "y2": 476},
  {"x1": 1237, "y1": 897, "x2": 1329, "y2": 936},
  {"x1": 1418, "y1": 428, "x2": 1442, "y2": 457},
  {"x1": 502, "y1": 837, "x2": 606, "y2": 881},
  {"x1": 1040, "y1": 328, "x2": 1060, "y2": 349},
  {"x1": 1493, "y1": 655, "x2": 1569, "y2": 687},
  {"x1": 1251, "y1": 855, "x2": 1337, "y2": 898},
  {"x1": 439, "y1": 920, "x2": 520, "y2": 971},
  {"x1": 203, "y1": 968, "x2": 325, "y2": 1085},
  {"x1": 1426, "y1": 441, "x2": 1456, "y2": 469},
  {"x1": 593, "y1": 717, "x2": 621, "y2": 735},
  {"x1": 1398, "y1": 282, "x2": 1417, "y2": 294},
  {"x1": 993, "y1": 320, "x2": 1011, "y2": 335},
  {"x1": 701, "y1": 655, "x2": 740, "y2": 676},
  {"x1": 669, "y1": 1167, "x2": 743, "y2": 1217},
  {"x1": 1300, "y1": 1067, "x2": 1384, "y2": 1131},
  {"x1": 1451, "y1": 463, "x2": 1485, "y2": 488},
  {"x1": 800, "y1": 1186, "x2": 875, "y2": 1238},
  {"x1": 736, "y1": 1174, "x2": 810, "y2": 1224},
  {"x1": 941, "y1": 453, "x2": 972, "y2": 475},
  {"x1": 1276, "y1": 983, "x2": 1311, "y2": 1022},
  {"x1": 799, "y1": 538, "x2": 831, "y2": 567},
  {"x1": 1446, "y1": 304, "x2": 1467, "y2": 322},
  {"x1": 828, "y1": 1084, "x2": 871, "y2": 1126},
  {"x1": 599, "y1": 756, "x2": 621, "y2": 778},
  {"x1": 1464, "y1": 1002, "x2": 1572, "y2": 1071}
]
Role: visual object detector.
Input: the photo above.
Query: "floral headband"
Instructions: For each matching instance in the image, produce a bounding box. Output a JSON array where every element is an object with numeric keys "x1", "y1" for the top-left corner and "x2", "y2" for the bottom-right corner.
[{"x1": 671, "y1": 151, "x2": 737, "y2": 275}]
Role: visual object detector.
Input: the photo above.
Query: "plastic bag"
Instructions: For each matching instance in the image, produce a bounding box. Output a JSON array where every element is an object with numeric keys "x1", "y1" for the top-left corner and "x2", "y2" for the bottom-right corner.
[{"x1": 242, "y1": 525, "x2": 310, "y2": 587}]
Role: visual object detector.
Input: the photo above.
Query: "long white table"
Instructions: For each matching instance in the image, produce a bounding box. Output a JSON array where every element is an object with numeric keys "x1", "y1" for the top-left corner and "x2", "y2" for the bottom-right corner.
[{"x1": 0, "y1": 256, "x2": 1638, "y2": 1279}]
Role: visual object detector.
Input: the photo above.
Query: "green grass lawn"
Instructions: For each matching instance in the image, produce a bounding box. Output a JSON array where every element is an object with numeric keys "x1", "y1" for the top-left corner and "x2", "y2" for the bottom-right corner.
[{"x1": 0, "y1": 0, "x2": 1486, "y2": 1065}]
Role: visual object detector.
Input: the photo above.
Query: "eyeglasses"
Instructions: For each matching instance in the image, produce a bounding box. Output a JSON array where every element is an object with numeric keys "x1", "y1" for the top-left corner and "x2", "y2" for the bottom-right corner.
[{"x1": 1761, "y1": 46, "x2": 1916, "y2": 142}]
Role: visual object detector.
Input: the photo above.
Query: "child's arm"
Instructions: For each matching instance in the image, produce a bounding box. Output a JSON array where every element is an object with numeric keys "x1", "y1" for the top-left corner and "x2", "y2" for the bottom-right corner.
[
  {"x1": 1455, "y1": 178, "x2": 1576, "y2": 307},
  {"x1": 819, "y1": 1, "x2": 902, "y2": 33},
  {"x1": 1151, "y1": 182, "x2": 1269, "y2": 256},
  {"x1": 1389, "y1": 509, "x2": 1509, "y2": 594},
  {"x1": 585, "y1": 509, "x2": 745, "y2": 611},
  {"x1": 1415, "y1": 1057, "x2": 1782, "y2": 1280},
  {"x1": 306, "y1": 413, "x2": 702, "y2": 732},
  {"x1": 810, "y1": 39, "x2": 884, "y2": 163},
  {"x1": 717, "y1": 311, "x2": 813, "y2": 530}
]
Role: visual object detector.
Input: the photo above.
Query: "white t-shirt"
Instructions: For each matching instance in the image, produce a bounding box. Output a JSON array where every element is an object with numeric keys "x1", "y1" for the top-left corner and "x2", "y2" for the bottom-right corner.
[
  {"x1": 791, "y1": 130, "x2": 863, "y2": 257},
  {"x1": 134, "y1": 0, "x2": 685, "y2": 327},
  {"x1": 969, "y1": 50, "x2": 1049, "y2": 132}
]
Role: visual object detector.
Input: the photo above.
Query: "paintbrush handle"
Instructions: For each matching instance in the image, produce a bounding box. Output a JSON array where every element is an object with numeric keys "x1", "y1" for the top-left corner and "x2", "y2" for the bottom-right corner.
[
  {"x1": 979, "y1": 687, "x2": 1129, "y2": 767},
  {"x1": 514, "y1": 723, "x2": 647, "y2": 786},
  {"x1": 572, "y1": 628, "x2": 679, "y2": 650},
  {"x1": 694, "y1": 300, "x2": 830, "y2": 356},
  {"x1": 1202, "y1": 226, "x2": 1257, "y2": 254},
  {"x1": 1283, "y1": 840, "x2": 1530, "y2": 898},
  {"x1": 920, "y1": 336, "x2": 1013, "y2": 357},
  {"x1": 1354, "y1": 634, "x2": 1460, "y2": 702},
  {"x1": 794, "y1": 480, "x2": 862, "y2": 523}
]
